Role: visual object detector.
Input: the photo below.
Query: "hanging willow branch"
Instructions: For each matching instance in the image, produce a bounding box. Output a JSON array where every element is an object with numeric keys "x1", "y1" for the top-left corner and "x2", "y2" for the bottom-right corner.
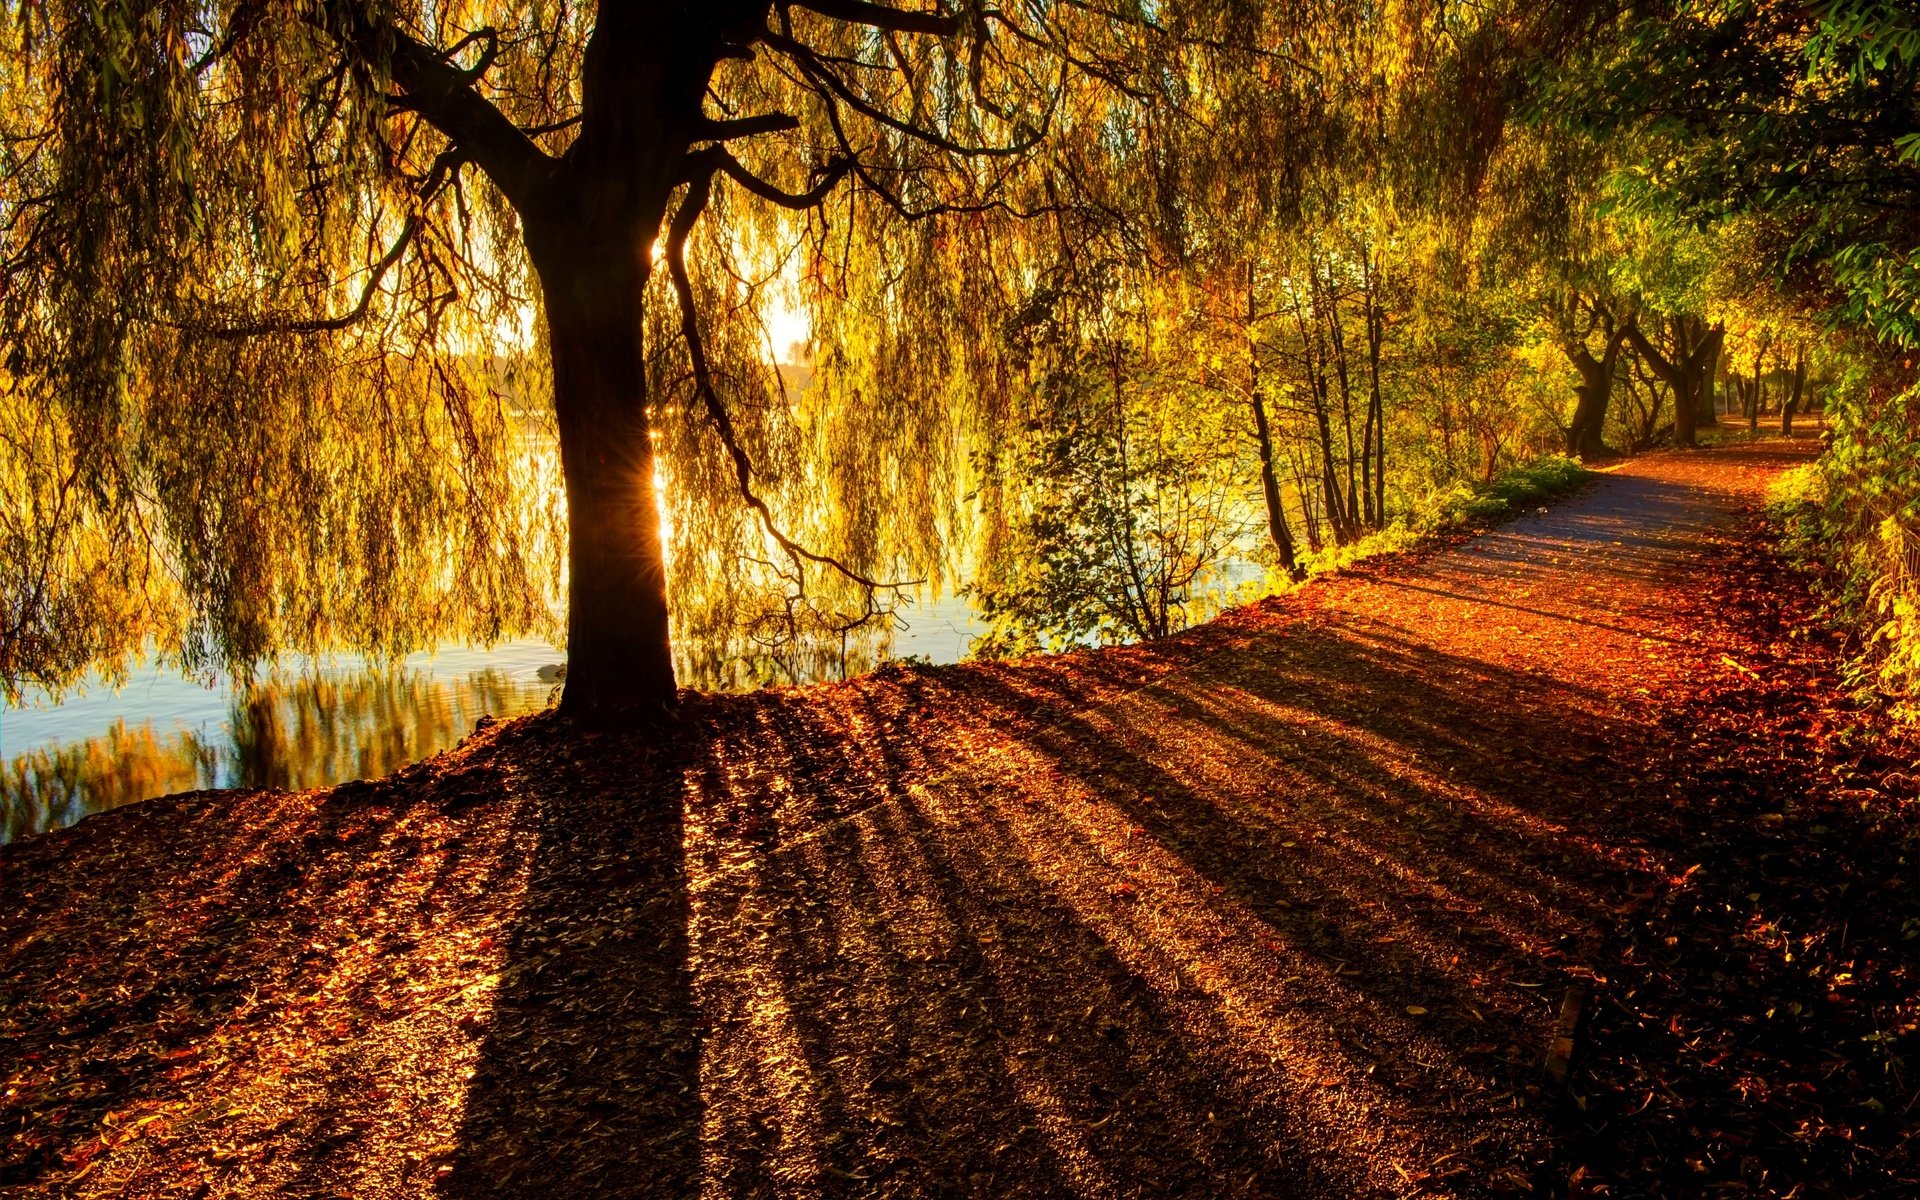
[{"x1": 665, "y1": 160, "x2": 922, "y2": 597}]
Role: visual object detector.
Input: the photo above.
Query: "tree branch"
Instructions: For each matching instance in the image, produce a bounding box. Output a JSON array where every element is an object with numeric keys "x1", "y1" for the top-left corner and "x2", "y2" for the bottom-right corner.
[
  {"x1": 788, "y1": 0, "x2": 958, "y2": 37},
  {"x1": 174, "y1": 147, "x2": 467, "y2": 340},
  {"x1": 193, "y1": 215, "x2": 424, "y2": 340},
  {"x1": 440, "y1": 26, "x2": 501, "y2": 83},
  {"x1": 693, "y1": 145, "x2": 852, "y2": 208},
  {"x1": 325, "y1": 8, "x2": 552, "y2": 211},
  {"x1": 762, "y1": 27, "x2": 1046, "y2": 157},
  {"x1": 664, "y1": 170, "x2": 920, "y2": 595},
  {"x1": 697, "y1": 112, "x2": 802, "y2": 140}
]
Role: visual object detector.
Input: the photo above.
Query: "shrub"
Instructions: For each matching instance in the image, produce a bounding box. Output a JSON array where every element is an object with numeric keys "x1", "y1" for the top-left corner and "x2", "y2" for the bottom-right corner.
[{"x1": 1774, "y1": 384, "x2": 1920, "y2": 721}]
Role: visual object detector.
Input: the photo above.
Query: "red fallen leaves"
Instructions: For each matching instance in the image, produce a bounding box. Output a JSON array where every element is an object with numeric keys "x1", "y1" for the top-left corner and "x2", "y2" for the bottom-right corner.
[
  {"x1": 1560, "y1": 506, "x2": 1920, "y2": 1198},
  {"x1": 3, "y1": 443, "x2": 1913, "y2": 1199}
]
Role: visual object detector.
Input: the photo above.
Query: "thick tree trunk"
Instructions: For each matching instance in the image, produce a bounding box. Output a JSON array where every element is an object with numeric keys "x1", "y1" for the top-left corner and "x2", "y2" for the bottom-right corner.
[
  {"x1": 1565, "y1": 327, "x2": 1625, "y2": 460},
  {"x1": 1626, "y1": 317, "x2": 1722, "y2": 449},
  {"x1": 1673, "y1": 360, "x2": 1696, "y2": 448},
  {"x1": 533, "y1": 240, "x2": 678, "y2": 719},
  {"x1": 1697, "y1": 335, "x2": 1721, "y2": 427}
]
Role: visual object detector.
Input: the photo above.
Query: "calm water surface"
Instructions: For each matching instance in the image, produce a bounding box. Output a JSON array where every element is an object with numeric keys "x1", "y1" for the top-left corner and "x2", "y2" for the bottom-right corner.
[{"x1": 2, "y1": 595, "x2": 982, "y2": 844}]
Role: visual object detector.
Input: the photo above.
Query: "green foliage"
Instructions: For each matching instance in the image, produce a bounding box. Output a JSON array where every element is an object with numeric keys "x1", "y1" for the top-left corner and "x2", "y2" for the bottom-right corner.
[
  {"x1": 969, "y1": 334, "x2": 1247, "y2": 657},
  {"x1": 1424, "y1": 454, "x2": 1593, "y2": 527},
  {"x1": 1770, "y1": 381, "x2": 1920, "y2": 718}
]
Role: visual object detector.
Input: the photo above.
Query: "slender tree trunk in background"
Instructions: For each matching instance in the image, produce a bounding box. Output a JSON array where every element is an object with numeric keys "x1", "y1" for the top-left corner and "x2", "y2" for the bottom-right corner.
[
  {"x1": 1356, "y1": 251, "x2": 1375, "y2": 530},
  {"x1": 1323, "y1": 275, "x2": 1361, "y2": 532},
  {"x1": 1245, "y1": 264, "x2": 1300, "y2": 576},
  {"x1": 1291, "y1": 456, "x2": 1323, "y2": 551},
  {"x1": 1437, "y1": 387, "x2": 1458, "y2": 473},
  {"x1": 1363, "y1": 251, "x2": 1386, "y2": 529},
  {"x1": 533, "y1": 238, "x2": 678, "y2": 718},
  {"x1": 1251, "y1": 393, "x2": 1298, "y2": 574},
  {"x1": 1783, "y1": 348, "x2": 1806, "y2": 435},
  {"x1": 1746, "y1": 337, "x2": 1768, "y2": 431},
  {"x1": 1311, "y1": 372, "x2": 1349, "y2": 543},
  {"x1": 1107, "y1": 337, "x2": 1156, "y2": 642},
  {"x1": 1289, "y1": 282, "x2": 1350, "y2": 543}
]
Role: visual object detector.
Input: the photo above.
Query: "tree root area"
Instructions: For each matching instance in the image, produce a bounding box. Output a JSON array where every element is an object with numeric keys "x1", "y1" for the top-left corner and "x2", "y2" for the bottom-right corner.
[{"x1": 3, "y1": 441, "x2": 1915, "y2": 1198}]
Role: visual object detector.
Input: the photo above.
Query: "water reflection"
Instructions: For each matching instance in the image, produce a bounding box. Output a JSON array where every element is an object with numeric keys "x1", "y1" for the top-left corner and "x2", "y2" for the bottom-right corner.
[
  {"x1": 3, "y1": 664, "x2": 554, "y2": 844},
  {"x1": 676, "y1": 631, "x2": 892, "y2": 693},
  {"x1": 2, "y1": 594, "x2": 986, "y2": 844},
  {"x1": 2, "y1": 721, "x2": 220, "y2": 845}
]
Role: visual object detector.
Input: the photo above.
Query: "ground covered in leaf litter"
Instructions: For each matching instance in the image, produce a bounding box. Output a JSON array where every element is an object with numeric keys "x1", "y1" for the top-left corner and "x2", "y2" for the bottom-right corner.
[{"x1": 3, "y1": 440, "x2": 1917, "y2": 1199}]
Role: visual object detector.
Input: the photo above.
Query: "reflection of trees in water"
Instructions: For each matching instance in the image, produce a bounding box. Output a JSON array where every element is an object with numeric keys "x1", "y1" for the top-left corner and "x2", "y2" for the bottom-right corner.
[
  {"x1": 3, "y1": 668, "x2": 550, "y2": 841},
  {"x1": 675, "y1": 626, "x2": 893, "y2": 693},
  {"x1": 2, "y1": 723, "x2": 219, "y2": 843},
  {"x1": 226, "y1": 667, "x2": 548, "y2": 791},
  {"x1": 3, "y1": 636, "x2": 921, "y2": 842}
]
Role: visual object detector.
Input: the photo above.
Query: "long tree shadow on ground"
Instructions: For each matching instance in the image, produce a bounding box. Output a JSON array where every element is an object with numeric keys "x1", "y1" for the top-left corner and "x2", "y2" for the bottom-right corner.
[
  {"x1": 13, "y1": 447, "x2": 1896, "y2": 1197},
  {"x1": 439, "y1": 733, "x2": 701, "y2": 1199},
  {"x1": 438, "y1": 587, "x2": 1678, "y2": 1197},
  {"x1": 0, "y1": 751, "x2": 538, "y2": 1195}
]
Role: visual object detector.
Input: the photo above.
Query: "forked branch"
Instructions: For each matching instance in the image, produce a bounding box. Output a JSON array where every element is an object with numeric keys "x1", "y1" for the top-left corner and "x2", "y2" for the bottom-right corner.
[{"x1": 192, "y1": 214, "x2": 423, "y2": 340}]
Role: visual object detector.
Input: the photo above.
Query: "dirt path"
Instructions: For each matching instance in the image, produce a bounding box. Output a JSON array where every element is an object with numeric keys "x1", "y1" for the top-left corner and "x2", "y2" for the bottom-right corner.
[{"x1": 5, "y1": 440, "x2": 1912, "y2": 1199}]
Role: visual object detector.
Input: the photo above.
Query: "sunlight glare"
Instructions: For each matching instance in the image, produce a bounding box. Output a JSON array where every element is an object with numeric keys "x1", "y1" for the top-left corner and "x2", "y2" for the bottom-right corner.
[{"x1": 762, "y1": 296, "x2": 811, "y2": 365}]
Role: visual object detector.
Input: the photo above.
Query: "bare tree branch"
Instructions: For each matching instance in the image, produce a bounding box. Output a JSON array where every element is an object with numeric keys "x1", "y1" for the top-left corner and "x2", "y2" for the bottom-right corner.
[{"x1": 697, "y1": 112, "x2": 802, "y2": 140}]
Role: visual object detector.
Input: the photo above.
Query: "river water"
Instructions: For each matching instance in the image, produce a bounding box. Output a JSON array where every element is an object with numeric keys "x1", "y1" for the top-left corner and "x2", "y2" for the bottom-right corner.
[{"x1": 1, "y1": 594, "x2": 982, "y2": 844}]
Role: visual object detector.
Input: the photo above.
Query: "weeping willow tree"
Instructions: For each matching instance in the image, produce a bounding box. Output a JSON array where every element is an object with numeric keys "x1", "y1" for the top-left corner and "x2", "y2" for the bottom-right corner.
[
  {"x1": 0, "y1": 0, "x2": 1199, "y2": 719},
  {"x1": 0, "y1": 0, "x2": 1616, "y2": 719}
]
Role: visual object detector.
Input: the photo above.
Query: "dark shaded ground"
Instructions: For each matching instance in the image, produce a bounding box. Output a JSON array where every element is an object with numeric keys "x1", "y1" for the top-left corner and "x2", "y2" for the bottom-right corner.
[{"x1": 2, "y1": 440, "x2": 1915, "y2": 1198}]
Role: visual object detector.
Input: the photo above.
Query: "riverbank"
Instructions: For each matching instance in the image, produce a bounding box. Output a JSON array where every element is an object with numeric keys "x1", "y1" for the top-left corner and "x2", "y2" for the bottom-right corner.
[{"x1": 4, "y1": 439, "x2": 1916, "y2": 1198}]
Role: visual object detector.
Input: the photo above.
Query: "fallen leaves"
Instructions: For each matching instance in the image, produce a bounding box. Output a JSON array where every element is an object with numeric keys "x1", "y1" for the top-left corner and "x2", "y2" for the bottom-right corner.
[{"x1": 3, "y1": 443, "x2": 1912, "y2": 1198}]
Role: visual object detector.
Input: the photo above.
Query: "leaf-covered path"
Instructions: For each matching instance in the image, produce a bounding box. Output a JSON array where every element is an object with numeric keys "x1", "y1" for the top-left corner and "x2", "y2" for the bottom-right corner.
[{"x1": 5, "y1": 439, "x2": 1917, "y2": 1198}]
